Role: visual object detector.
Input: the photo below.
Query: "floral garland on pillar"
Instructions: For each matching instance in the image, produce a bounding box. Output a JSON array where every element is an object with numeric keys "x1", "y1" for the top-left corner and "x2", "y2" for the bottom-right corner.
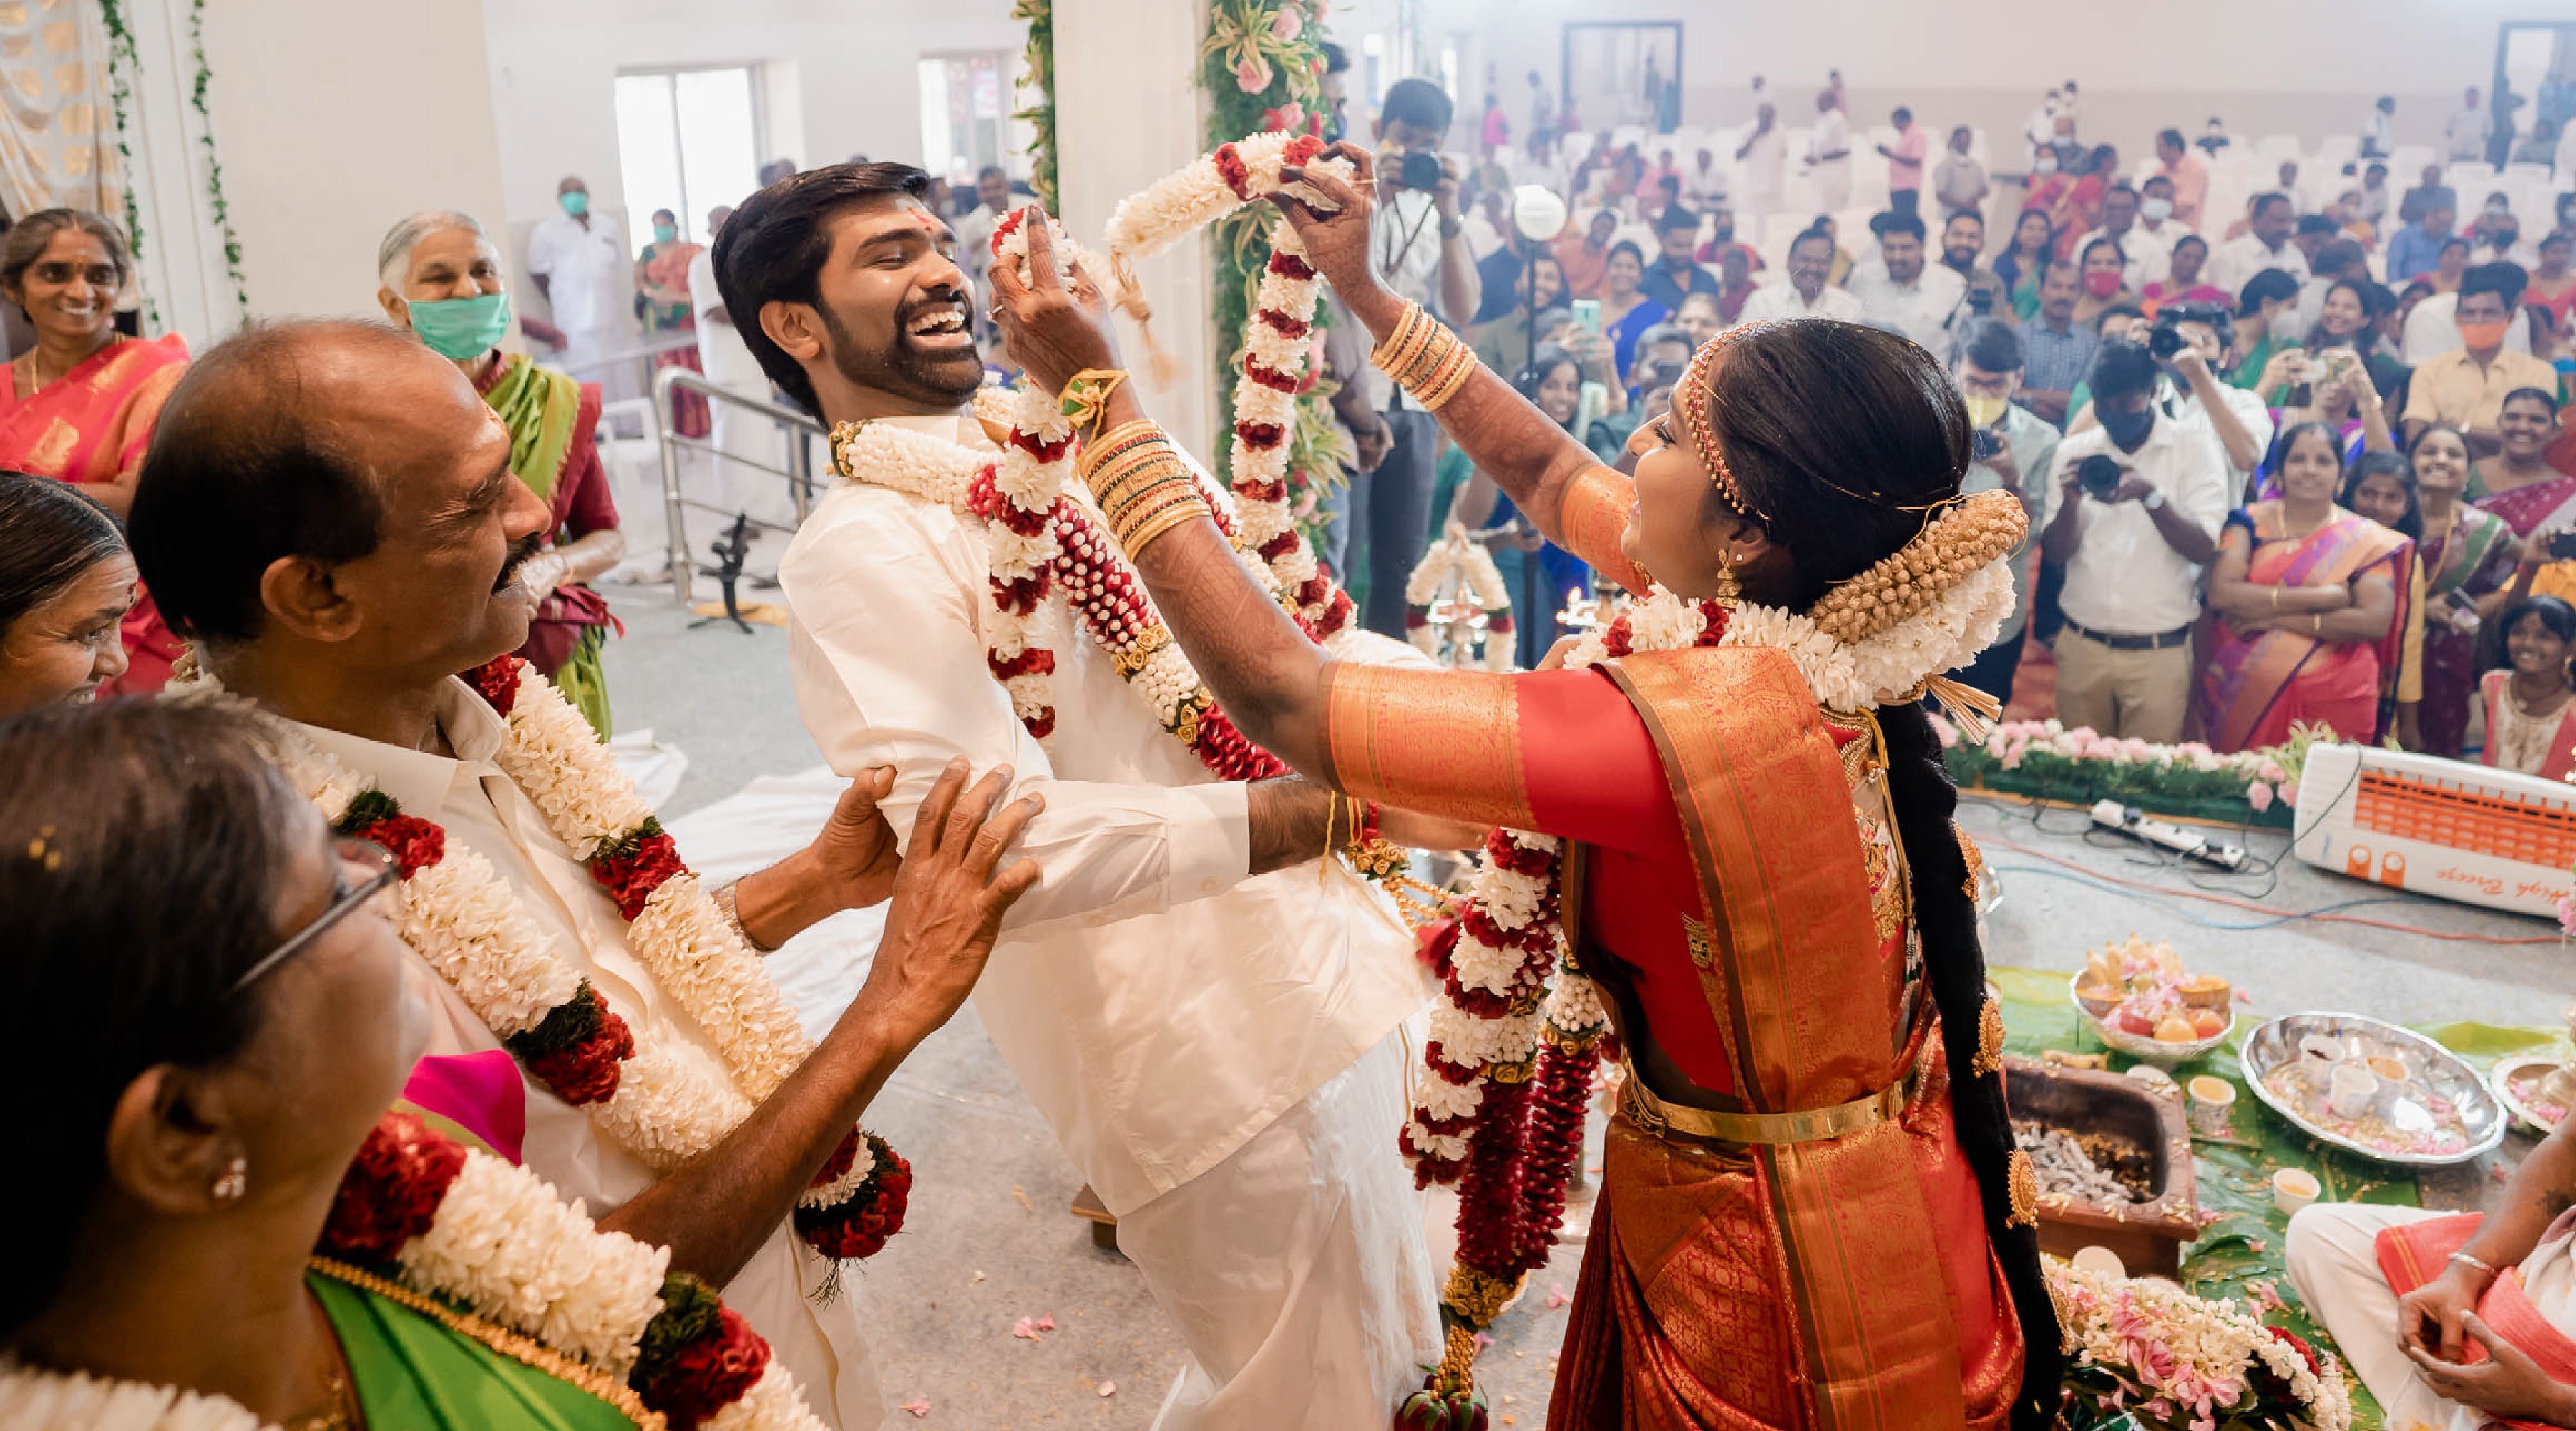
[
  {"x1": 167, "y1": 655, "x2": 911, "y2": 1264},
  {"x1": 1199, "y1": 0, "x2": 1350, "y2": 549},
  {"x1": 1007, "y1": 0, "x2": 1057, "y2": 213},
  {"x1": 0, "y1": 1110, "x2": 831, "y2": 1430}
]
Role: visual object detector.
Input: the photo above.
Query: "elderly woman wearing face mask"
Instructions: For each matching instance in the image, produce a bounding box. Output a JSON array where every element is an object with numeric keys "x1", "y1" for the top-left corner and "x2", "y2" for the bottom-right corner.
[
  {"x1": 0, "y1": 210, "x2": 191, "y2": 693},
  {"x1": 375, "y1": 210, "x2": 625, "y2": 737},
  {"x1": 0, "y1": 470, "x2": 135, "y2": 718}
]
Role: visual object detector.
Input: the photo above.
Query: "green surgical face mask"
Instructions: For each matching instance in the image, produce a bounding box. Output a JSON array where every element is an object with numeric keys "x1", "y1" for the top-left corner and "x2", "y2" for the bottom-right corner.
[
  {"x1": 653, "y1": 223, "x2": 678, "y2": 244},
  {"x1": 407, "y1": 289, "x2": 513, "y2": 361},
  {"x1": 560, "y1": 191, "x2": 590, "y2": 217}
]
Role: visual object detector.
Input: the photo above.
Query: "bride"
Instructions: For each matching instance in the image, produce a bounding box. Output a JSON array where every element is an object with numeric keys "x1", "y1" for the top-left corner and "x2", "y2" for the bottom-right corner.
[{"x1": 987, "y1": 145, "x2": 2061, "y2": 1428}]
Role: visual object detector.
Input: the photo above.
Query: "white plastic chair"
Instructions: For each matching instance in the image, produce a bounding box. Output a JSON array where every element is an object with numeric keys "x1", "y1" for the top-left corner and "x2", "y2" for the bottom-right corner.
[{"x1": 2256, "y1": 133, "x2": 2302, "y2": 163}]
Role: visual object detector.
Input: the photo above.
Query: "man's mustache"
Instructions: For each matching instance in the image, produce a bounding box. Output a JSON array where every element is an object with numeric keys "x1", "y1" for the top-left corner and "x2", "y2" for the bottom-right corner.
[{"x1": 496, "y1": 535, "x2": 545, "y2": 593}]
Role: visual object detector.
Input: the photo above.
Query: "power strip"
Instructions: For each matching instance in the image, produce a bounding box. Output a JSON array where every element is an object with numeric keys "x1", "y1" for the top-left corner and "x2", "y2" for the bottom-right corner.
[{"x1": 2088, "y1": 800, "x2": 2250, "y2": 872}]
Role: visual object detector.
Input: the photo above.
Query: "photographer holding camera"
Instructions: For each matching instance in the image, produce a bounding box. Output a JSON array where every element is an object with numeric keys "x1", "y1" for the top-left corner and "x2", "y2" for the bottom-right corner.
[
  {"x1": 2040, "y1": 338, "x2": 2231, "y2": 741},
  {"x1": 1347, "y1": 77, "x2": 1482, "y2": 637},
  {"x1": 1950, "y1": 321, "x2": 2060, "y2": 703}
]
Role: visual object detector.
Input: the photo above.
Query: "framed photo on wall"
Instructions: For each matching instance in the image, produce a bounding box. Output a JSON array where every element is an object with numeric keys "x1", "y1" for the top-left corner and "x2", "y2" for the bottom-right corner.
[{"x1": 1561, "y1": 21, "x2": 1683, "y2": 140}]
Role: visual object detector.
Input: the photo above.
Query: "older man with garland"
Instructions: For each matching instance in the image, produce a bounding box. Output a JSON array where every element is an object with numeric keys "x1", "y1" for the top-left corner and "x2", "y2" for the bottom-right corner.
[
  {"x1": 123, "y1": 318, "x2": 1048, "y2": 1430},
  {"x1": 713, "y1": 162, "x2": 1445, "y2": 1430}
]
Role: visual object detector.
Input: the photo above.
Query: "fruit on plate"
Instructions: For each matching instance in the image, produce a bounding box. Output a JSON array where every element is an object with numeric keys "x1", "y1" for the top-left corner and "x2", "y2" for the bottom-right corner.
[{"x1": 2077, "y1": 935, "x2": 2228, "y2": 1047}]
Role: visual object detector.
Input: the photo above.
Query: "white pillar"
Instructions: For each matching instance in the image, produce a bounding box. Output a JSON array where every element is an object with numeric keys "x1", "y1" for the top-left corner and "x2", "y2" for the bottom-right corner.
[{"x1": 1051, "y1": 0, "x2": 1215, "y2": 464}]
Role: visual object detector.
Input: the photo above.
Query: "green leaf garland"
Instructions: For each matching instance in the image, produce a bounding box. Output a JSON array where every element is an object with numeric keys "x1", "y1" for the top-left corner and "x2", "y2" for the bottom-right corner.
[
  {"x1": 1009, "y1": 0, "x2": 1057, "y2": 213},
  {"x1": 91, "y1": 0, "x2": 249, "y2": 328}
]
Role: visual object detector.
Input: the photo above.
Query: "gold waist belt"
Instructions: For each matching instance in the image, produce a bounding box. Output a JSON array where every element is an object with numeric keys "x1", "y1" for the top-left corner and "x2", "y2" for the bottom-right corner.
[{"x1": 1619, "y1": 1052, "x2": 1928, "y2": 1147}]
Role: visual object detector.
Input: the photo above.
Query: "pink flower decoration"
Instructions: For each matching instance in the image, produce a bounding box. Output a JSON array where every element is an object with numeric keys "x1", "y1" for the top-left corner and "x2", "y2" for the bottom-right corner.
[
  {"x1": 2278, "y1": 778, "x2": 2299, "y2": 807},
  {"x1": 2557, "y1": 894, "x2": 2576, "y2": 934},
  {"x1": 1235, "y1": 52, "x2": 1275, "y2": 94},
  {"x1": 2256, "y1": 759, "x2": 2288, "y2": 783},
  {"x1": 1270, "y1": 6, "x2": 1304, "y2": 41},
  {"x1": 1261, "y1": 101, "x2": 1309, "y2": 135},
  {"x1": 2246, "y1": 781, "x2": 2275, "y2": 814},
  {"x1": 1931, "y1": 714, "x2": 1960, "y2": 748},
  {"x1": 900, "y1": 1398, "x2": 931, "y2": 1418}
]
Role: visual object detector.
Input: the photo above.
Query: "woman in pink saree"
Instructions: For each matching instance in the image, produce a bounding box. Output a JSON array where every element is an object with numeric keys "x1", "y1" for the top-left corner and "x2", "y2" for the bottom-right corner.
[
  {"x1": 0, "y1": 210, "x2": 189, "y2": 693},
  {"x1": 2200, "y1": 422, "x2": 2411, "y2": 751}
]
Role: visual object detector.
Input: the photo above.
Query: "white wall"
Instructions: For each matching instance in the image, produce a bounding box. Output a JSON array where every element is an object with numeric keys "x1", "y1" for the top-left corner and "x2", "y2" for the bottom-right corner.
[
  {"x1": 195, "y1": 0, "x2": 511, "y2": 323},
  {"x1": 481, "y1": 0, "x2": 1025, "y2": 248},
  {"x1": 1341, "y1": 0, "x2": 2537, "y2": 165}
]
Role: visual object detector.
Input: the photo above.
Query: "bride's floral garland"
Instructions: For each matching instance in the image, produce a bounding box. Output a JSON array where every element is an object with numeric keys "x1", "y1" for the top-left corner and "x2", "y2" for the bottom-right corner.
[
  {"x1": 168, "y1": 656, "x2": 909, "y2": 1263},
  {"x1": 1395, "y1": 570, "x2": 2021, "y2": 1426},
  {"x1": 0, "y1": 1111, "x2": 830, "y2": 1430},
  {"x1": 1106, "y1": 131, "x2": 1358, "y2": 640},
  {"x1": 1402, "y1": 532, "x2": 1515, "y2": 673}
]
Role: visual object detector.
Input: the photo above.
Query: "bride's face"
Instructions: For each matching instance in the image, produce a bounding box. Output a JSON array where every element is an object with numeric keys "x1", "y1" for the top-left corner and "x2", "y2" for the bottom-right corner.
[{"x1": 1622, "y1": 374, "x2": 1772, "y2": 600}]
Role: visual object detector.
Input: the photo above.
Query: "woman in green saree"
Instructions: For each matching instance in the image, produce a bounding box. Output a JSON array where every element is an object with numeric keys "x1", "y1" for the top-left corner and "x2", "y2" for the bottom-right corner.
[
  {"x1": 376, "y1": 210, "x2": 625, "y2": 737},
  {"x1": 0, "y1": 700, "x2": 663, "y2": 1429}
]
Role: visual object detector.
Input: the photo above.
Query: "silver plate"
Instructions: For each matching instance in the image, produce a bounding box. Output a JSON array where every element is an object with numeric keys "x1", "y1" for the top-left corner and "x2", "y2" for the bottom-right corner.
[{"x1": 2238, "y1": 1012, "x2": 2507, "y2": 1167}]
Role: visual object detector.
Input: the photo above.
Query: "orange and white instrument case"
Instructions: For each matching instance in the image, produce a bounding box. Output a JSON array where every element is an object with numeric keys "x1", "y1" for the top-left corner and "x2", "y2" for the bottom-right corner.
[{"x1": 2291, "y1": 745, "x2": 2574, "y2": 919}]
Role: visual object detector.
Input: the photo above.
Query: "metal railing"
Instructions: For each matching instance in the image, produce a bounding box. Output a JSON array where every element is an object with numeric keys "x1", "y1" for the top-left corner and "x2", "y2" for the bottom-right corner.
[{"x1": 649, "y1": 364, "x2": 828, "y2": 607}]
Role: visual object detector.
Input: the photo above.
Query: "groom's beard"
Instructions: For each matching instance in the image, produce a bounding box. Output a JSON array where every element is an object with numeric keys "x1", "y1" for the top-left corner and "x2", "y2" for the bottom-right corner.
[{"x1": 824, "y1": 292, "x2": 985, "y2": 409}]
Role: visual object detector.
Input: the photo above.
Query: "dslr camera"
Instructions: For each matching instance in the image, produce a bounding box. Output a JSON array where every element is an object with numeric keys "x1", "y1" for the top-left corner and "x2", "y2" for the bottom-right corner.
[
  {"x1": 1387, "y1": 150, "x2": 1447, "y2": 194},
  {"x1": 2147, "y1": 301, "x2": 2230, "y2": 362}
]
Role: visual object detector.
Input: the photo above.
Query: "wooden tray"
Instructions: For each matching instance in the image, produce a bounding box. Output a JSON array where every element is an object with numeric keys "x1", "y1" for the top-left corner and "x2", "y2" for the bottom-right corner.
[{"x1": 2005, "y1": 1055, "x2": 2201, "y2": 1276}]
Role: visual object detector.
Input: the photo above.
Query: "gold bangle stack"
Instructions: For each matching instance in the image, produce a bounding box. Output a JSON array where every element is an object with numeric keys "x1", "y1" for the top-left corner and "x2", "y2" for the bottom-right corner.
[
  {"x1": 1077, "y1": 419, "x2": 1211, "y2": 554},
  {"x1": 1369, "y1": 301, "x2": 1478, "y2": 410}
]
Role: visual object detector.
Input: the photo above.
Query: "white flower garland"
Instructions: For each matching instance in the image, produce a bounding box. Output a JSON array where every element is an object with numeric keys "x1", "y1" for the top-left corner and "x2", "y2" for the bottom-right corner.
[
  {"x1": 0, "y1": 1135, "x2": 829, "y2": 1431},
  {"x1": 2049, "y1": 1256, "x2": 2352, "y2": 1430},
  {"x1": 166, "y1": 663, "x2": 883, "y2": 1210}
]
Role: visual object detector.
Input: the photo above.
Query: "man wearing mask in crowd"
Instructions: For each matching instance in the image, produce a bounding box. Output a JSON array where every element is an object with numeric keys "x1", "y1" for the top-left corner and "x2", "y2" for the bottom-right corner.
[
  {"x1": 2474, "y1": 196, "x2": 2540, "y2": 267},
  {"x1": 1694, "y1": 204, "x2": 1758, "y2": 274},
  {"x1": 2403, "y1": 263, "x2": 2566, "y2": 457},
  {"x1": 525, "y1": 175, "x2": 632, "y2": 395},
  {"x1": 1848, "y1": 210, "x2": 1966, "y2": 353},
  {"x1": 1933, "y1": 125, "x2": 1988, "y2": 218},
  {"x1": 1737, "y1": 101, "x2": 1787, "y2": 216},
  {"x1": 1951, "y1": 321, "x2": 2059, "y2": 704},
  {"x1": 2101, "y1": 302, "x2": 2275, "y2": 483},
  {"x1": 1736, "y1": 227, "x2": 1865, "y2": 324},
  {"x1": 2155, "y1": 128, "x2": 2210, "y2": 228},
  {"x1": 2127, "y1": 175, "x2": 2192, "y2": 285},
  {"x1": 2449, "y1": 85, "x2": 2492, "y2": 162},
  {"x1": 2208, "y1": 192, "x2": 2309, "y2": 298},
  {"x1": 2018, "y1": 262, "x2": 2098, "y2": 427},
  {"x1": 1641, "y1": 205, "x2": 1719, "y2": 311},
  {"x1": 1940, "y1": 210, "x2": 1986, "y2": 278},
  {"x1": 952, "y1": 165, "x2": 1014, "y2": 343},
  {"x1": 2041, "y1": 338, "x2": 2229, "y2": 742}
]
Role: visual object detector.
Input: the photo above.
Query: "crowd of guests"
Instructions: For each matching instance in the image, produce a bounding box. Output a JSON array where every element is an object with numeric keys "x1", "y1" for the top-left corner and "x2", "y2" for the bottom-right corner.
[{"x1": 1395, "y1": 74, "x2": 2576, "y2": 778}]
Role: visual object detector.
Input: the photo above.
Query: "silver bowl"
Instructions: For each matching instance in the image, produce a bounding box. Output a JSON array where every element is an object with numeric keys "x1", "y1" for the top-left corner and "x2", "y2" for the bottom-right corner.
[
  {"x1": 2069, "y1": 980, "x2": 2228, "y2": 1068},
  {"x1": 2238, "y1": 1012, "x2": 2507, "y2": 1167},
  {"x1": 2492, "y1": 1055, "x2": 2571, "y2": 1138}
]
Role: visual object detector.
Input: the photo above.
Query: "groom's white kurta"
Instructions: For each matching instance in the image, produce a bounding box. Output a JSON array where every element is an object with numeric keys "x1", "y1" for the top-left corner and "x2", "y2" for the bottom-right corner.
[{"x1": 780, "y1": 411, "x2": 1438, "y2": 1429}]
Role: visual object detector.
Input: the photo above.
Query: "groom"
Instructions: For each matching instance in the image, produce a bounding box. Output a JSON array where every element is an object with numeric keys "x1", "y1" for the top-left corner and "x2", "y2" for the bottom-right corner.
[{"x1": 714, "y1": 163, "x2": 1442, "y2": 1428}]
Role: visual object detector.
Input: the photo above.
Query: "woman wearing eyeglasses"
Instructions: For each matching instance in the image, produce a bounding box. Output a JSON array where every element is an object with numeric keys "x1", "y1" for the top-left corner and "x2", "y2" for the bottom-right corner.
[
  {"x1": 0, "y1": 210, "x2": 190, "y2": 695},
  {"x1": 0, "y1": 470, "x2": 136, "y2": 718},
  {"x1": 0, "y1": 700, "x2": 1037, "y2": 1428}
]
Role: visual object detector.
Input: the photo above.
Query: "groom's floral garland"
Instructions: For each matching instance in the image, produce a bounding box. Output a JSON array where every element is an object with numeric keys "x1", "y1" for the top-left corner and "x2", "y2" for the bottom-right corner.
[
  {"x1": 169, "y1": 657, "x2": 909, "y2": 1263},
  {"x1": 1395, "y1": 567, "x2": 2021, "y2": 1426},
  {"x1": 0, "y1": 1110, "x2": 829, "y2": 1430}
]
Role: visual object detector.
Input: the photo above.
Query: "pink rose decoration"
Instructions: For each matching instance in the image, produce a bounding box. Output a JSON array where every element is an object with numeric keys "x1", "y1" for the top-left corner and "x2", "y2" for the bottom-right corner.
[
  {"x1": 2246, "y1": 780, "x2": 2275, "y2": 813},
  {"x1": 2557, "y1": 895, "x2": 2576, "y2": 934},
  {"x1": 2256, "y1": 759, "x2": 2288, "y2": 783},
  {"x1": 2278, "y1": 778, "x2": 2299, "y2": 807},
  {"x1": 1262, "y1": 102, "x2": 1309, "y2": 135},
  {"x1": 1235, "y1": 52, "x2": 1275, "y2": 94},
  {"x1": 1270, "y1": 6, "x2": 1304, "y2": 41}
]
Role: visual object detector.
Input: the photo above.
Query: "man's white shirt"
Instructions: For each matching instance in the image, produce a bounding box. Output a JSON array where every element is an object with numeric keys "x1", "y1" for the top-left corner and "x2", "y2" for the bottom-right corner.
[
  {"x1": 1732, "y1": 280, "x2": 1864, "y2": 326},
  {"x1": 2044, "y1": 416, "x2": 2231, "y2": 638},
  {"x1": 296, "y1": 685, "x2": 881, "y2": 1430},
  {"x1": 777, "y1": 411, "x2": 1423, "y2": 1217},
  {"x1": 2205, "y1": 233, "x2": 2310, "y2": 301},
  {"x1": 2077, "y1": 220, "x2": 2191, "y2": 290},
  {"x1": 1844, "y1": 261, "x2": 1966, "y2": 353},
  {"x1": 525, "y1": 212, "x2": 630, "y2": 341}
]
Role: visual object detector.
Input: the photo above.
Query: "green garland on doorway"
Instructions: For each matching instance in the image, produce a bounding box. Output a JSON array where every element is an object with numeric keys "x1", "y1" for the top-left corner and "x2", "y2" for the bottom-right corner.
[
  {"x1": 92, "y1": 0, "x2": 150, "y2": 286},
  {"x1": 1199, "y1": 0, "x2": 1347, "y2": 547},
  {"x1": 92, "y1": 0, "x2": 249, "y2": 323},
  {"x1": 1008, "y1": 0, "x2": 1056, "y2": 212},
  {"x1": 184, "y1": 0, "x2": 248, "y2": 319}
]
